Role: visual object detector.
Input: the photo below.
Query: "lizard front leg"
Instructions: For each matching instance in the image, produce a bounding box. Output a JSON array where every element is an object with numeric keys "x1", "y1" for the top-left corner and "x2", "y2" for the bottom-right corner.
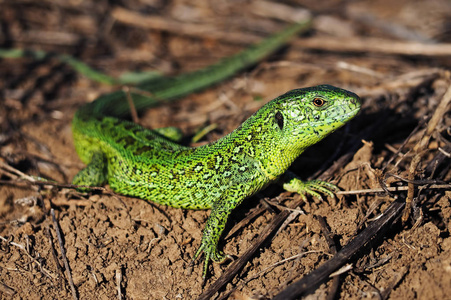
[
  {"x1": 192, "y1": 186, "x2": 249, "y2": 279},
  {"x1": 72, "y1": 152, "x2": 108, "y2": 189},
  {"x1": 280, "y1": 170, "x2": 338, "y2": 200}
]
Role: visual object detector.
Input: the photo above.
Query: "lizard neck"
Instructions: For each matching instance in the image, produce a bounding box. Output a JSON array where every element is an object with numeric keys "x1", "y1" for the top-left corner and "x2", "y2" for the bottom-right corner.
[{"x1": 197, "y1": 106, "x2": 305, "y2": 182}]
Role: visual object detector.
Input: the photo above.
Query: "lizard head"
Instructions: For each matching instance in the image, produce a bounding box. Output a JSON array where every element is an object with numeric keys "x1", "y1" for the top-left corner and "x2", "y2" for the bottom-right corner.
[
  {"x1": 271, "y1": 84, "x2": 361, "y2": 149},
  {"x1": 245, "y1": 84, "x2": 361, "y2": 177}
]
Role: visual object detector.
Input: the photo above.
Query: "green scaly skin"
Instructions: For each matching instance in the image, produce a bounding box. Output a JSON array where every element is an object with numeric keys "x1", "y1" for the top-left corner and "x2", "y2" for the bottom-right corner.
[{"x1": 71, "y1": 24, "x2": 361, "y2": 279}]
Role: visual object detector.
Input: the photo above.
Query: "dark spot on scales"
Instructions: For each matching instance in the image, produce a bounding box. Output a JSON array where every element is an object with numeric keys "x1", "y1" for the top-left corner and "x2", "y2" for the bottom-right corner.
[
  {"x1": 134, "y1": 145, "x2": 154, "y2": 155},
  {"x1": 117, "y1": 136, "x2": 136, "y2": 145},
  {"x1": 123, "y1": 123, "x2": 137, "y2": 131}
]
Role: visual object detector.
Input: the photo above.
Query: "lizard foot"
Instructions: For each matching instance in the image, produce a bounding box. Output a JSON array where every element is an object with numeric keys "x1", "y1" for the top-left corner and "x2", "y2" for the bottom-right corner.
[
  {"x1": 193, "y1": 239, "x2": 231, "y2": 280},
  {"x1": 283, "y1": 178, "x2": 339, "y2": 200}
]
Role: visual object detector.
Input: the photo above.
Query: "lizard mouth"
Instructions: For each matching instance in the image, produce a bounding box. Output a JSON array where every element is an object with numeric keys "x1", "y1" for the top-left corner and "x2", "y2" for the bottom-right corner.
[
  {"x1": 330, "y1": 103, "x2": 361, "y2": 122},
  {"x1": 340, "y1": 106, "x2": 361, "y2": 121}
]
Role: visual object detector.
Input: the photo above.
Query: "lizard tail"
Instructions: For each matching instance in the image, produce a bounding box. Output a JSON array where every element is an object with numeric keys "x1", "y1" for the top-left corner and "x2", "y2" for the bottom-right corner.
[{"x1": 79, "y1": 20, "x2": 311, "y2": 118}]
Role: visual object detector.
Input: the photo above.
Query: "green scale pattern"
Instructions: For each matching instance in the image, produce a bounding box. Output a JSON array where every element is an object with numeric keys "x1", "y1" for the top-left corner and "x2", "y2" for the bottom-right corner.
[{"x1": 72, "y1": 85, "x2": 360, "y2": 278}]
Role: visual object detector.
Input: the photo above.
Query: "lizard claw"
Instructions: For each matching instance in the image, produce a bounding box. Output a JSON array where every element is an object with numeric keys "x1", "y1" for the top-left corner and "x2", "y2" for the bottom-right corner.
[
  {"x1": 193, "y1": 238, "x2": 230, "y2": 281},
  {"x1": 283, "y1": 178, "x2": 339, "y2": 200}
]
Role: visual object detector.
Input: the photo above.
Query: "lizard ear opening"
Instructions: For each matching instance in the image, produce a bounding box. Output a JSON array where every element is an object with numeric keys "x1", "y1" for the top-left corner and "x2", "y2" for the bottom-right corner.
[{"x1": 275, "y1": 111, "x2": 284, "y2": 130}]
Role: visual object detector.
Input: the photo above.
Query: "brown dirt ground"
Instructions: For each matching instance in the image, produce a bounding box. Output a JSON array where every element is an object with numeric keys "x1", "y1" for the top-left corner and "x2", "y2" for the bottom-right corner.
[{"x1": 1, "y1": 0, "x2": 450, "y2": 299}]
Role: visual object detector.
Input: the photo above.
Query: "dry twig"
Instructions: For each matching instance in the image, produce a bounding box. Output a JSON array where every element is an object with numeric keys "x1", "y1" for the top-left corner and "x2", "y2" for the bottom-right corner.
[
  {"x1": 0, "y1": 282, "x2": 16, "y2": 297},
  {"x1": 317, "y1": 216, "x2": 340, "y2": 300},
  {"x1": 403, "y1": 83, "x2": 451, "y2": 222},
  {"x1": 116, "y1": 268, "x2": 123, "y2": 300},
  {"x1": 337, "y1": 184, "x2": 450, "y2": 195},
  {"x1": 295, "y1": 37, "x2": 451, "y2": 57},
  {"x1": 50, "y1": 209, "x2": 78, "y2": 300},
  {"x1": 273, "y1": 198, "x2": 406, "y2": 300},
  {"x1": 0, "y1": 235, "x2": 56, "y2": 280}
]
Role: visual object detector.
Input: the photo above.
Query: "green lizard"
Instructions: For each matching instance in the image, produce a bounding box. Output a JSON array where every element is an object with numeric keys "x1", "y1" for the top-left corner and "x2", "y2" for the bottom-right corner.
[{"x1": 71, "y1": 23, "x2": 361, "y2": 279}]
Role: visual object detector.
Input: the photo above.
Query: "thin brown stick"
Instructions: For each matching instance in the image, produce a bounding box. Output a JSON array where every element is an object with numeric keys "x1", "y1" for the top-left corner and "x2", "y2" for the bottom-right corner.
[
  {"x1": 294, "y1": 37, "x2": 451, "y2": 57},
  {"x1": 46, "y1": 226, "x2": 64, "y2": 276},
  {"x1": 403, "y1": 154, "x2": 422, "y2": 222},
  {"x1": 380, "y1": 266, "x2": 409, "y2": 300},
  {"x1": 251, "y1": 1, "x2": 311, "y2": 22},
  {"x1": 337, "y1": 184, "x2": 450, "y2": 195},
  {"x1": 111, "y1": 7, "x2": 451, "y2": 57},
  {"x1": 415, "y1": 83, "x2": 451, "y2": 151},
  {"x1": 225, "y1": 205, "x2": 266, "y2": 240},
  {"x1": 273, "y1": 198, "x2": 405, "y2": 300},
  {"x1": 51, "y1": 209, "x2": 78, "y2": 300},
  {"x1": 355, "y1": 69, "x2": 442, "y2": 98},
  {"x1": 0, "y1": 174, "x2": 109, "y2": 192},
  {"x1": 438, "y1": 147, "x2": 451, "y2": 157},
  {"x1": 116, "y1": 268, "x2": 123, "y2": 300},
  {"x1": 317, "y1": 216, "x2": 340, "y2": 300},
  {"x1": 5, "y1": 243, "x2": 54, "y2": 285},
  {"x1": 217, "y1": 250, "x2": 322, "y2": 300},
  {"x1": 112, "y1": 7, "x2": 263, "y2": 44},
  {"x1": 347, "y1": 9, "x2": 435, "y2": 43},
  {"x1": 123, "y1": 86, "x2": 139, "y2": 124},
  {"x1": 0, "y1": 281, "x2": 16, "y2": 297},
  {"x1": 0, "y1": 235, "x2": 56, "y2": 280},
  {"x1": 381, "y1": 117, "x2": 427, "y2": 173},
  {"x1": 402, "y1": 83, "x2": 451, "y2": 221},
  {"x1": 0, "y1": 161, "x2": 38, "y2": 182},
  {"x1": 11, "y1": 30, "x2": 80, "y2": 46}
]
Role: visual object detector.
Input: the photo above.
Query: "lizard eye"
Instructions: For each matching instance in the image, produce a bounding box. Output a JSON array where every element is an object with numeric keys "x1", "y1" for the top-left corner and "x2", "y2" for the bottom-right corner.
[
  {"x1": 313, "y1": 98, "x2": 326, "y2": 107},
  {"x1": 275, "y1": 111, "x2": 284, "y2": 130}
]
